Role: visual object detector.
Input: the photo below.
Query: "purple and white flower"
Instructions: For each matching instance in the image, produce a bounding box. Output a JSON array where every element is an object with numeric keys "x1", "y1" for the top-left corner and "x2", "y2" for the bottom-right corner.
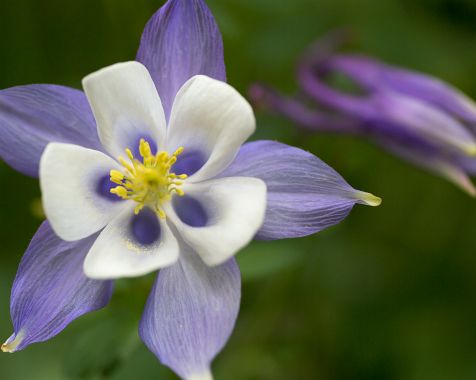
[
  {"x1": 251, "y1": 31, "x2": 476, "y2": 195},
  {"x1": 41, "y1": 63, "x2": 266, "y2": 278},
  {"x1": 0, "y1": 2, "x2": 380, "y2": 379}
]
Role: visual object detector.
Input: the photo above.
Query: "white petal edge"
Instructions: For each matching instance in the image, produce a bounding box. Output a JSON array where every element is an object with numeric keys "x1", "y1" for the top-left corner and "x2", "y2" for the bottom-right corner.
[
  {"x1": 40, "y1": 143, "x2": 127, "y2": 241},
  {"x1": 166, "y1": 75, "x2": 255, "y2": 182},
  {"x1": 166, "y1": 177, "x2": 267, "y2": 266},
  {"x1": 82, "y1": 61, "x2": 167, "y2": 158},
  {"x1": 84, "y1": 205, "x2": 180, "y2": 279}
]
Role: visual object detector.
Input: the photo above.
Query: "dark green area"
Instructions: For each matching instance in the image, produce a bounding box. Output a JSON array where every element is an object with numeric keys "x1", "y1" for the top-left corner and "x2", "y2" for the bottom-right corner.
[{"x1": 1, "y1": 0, "x2": 476, "y2": 379}]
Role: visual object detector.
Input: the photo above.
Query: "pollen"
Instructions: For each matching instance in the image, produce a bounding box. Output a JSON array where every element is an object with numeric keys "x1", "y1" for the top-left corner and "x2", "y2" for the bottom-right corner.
[{"x1": 110, "y1": 139, "x2": 188, "y2": 218}]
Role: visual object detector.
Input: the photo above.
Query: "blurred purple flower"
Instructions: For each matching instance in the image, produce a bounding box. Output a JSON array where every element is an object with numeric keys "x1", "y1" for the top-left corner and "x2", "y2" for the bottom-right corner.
[
  {"x1": 251, "y1": 32, "x2": 476, "y2": 195},
  {"x1": 0, "y1": 3, "x2": 379, "y2": 379}
]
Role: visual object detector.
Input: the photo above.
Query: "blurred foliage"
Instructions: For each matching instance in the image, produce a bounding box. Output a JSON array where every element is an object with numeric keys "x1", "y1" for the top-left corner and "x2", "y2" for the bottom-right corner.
[{"x1": 1, "y1": 0, "x2": 476, "y2": 379}]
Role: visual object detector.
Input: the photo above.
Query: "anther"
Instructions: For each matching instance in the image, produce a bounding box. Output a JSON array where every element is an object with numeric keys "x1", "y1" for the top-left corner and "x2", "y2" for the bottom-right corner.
[{"x1": 109, "y1": 140, "x2": 188, "y2": 218}]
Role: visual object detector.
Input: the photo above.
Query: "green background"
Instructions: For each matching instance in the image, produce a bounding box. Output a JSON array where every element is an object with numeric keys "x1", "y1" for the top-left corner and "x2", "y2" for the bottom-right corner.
[{"x1": 2, "y1": 0, "x2": 476, "y2": 379}]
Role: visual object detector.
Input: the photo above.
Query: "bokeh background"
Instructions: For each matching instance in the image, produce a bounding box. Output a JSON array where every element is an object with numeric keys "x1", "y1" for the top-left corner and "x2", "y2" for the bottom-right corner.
[{"x1": 2, "y1": 0, "x2": 476, "y2": 379}]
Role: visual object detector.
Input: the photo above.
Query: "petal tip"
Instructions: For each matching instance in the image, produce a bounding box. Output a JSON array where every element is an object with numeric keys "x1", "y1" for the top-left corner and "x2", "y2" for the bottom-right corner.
[
  {"x1": 187, "y1": 369, "x2": 214, "y2": 380},
  {"x1": 462, "y1": 182, "x2": 476, "y2": 198},
  {"x1": 1, "y1": 344, "x2": 14, "y2": 353},
  {"x1": 355, "y1": 191, "x2": 382, "y2": 207},
  {"x1": 82, "y1": 61, "x2": 147, "y2": 89},
  {"x1": 437, "y1": 162, "x2": 476, "y2": 197},
  {"x1": 2, "y1": 332, "x2": 24, "y2": 353},
  {"x1": 463, "y1": 143, "x2": 476, "y2": 158}
]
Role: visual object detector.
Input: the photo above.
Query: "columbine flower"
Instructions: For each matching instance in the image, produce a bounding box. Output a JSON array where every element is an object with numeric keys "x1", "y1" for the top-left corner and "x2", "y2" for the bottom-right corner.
[
  {"x1": 40, "y1": 62, "x2": 266, "y2": 278},
  {"x1": 0, "y1": 2, "x2": 380, "y2": 379},
  {"x1": 251, "y1": 32, "x2": 476, "y2": 195}
]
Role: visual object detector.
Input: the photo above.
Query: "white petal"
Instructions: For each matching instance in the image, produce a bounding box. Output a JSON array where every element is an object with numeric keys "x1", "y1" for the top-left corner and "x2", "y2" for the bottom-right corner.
[
  {"x1": 166, "y1": 177, "x2": 267, "y2": 266},
  {"x1": 82, "y1": 61, "x2": 167, "y2": 158},
  {"x1": 84, "y1": 205, "x2": 179, "y2": 279},
  {"x1": 166, "y1": 75, "x2": 255, "y2": 182},
  {"x1": 40, "y1": 143, "x2": 127, "y2": 241}
]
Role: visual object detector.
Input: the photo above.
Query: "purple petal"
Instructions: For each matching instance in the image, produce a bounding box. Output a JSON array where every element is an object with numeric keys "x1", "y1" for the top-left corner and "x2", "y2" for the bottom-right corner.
[
  {"x1": 456, "y1": 154, "x2": 476, "y2": 176},
  {"x1": 0, "y1": 85, "x2": 101, "y2": 177},
  {"x1": 136, "y1": 0, "x2": 226, "y2": 119},
  {"x1": 220, "y1": 140, "x2": 380, "y2": 240},
  {"x1": 372, "y1": 91, "x2": 476, "y2": 156},
  {"x1": 379, "y1": 137, "x2": 476, "y2": 196},
  {"x1": 329, "y1": 55, "x2": 476, "y2": 146},
  {"x1": 139, "y1": 249, "x2": 240, "y2": 379},
  {"x1": 331, "y1": 55, "x2": 476, "y2": 125},
  {"x1": 299, "y1": 55, "x2": 476, "y2": 156},
  {"x1": 248, "y1": 83, "x2": 362, "y2": 134},
  {"x1": 299, "y1": 54, "x2": 374, "y2": 117},
  {"x1": 2, "y1": 221, "x2": 113, "y2": 353}
]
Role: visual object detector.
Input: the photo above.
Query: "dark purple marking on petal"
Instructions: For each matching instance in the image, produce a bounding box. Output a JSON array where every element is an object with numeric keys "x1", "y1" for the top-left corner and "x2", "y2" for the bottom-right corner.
[
  {"x1": 96, "y1": 175, "x2": 123, "y2": 202},
  {"x1": 130, "y1": 208, "x2": 161, "y2": 246},
  {"x1": 173, "y1": 195, "x2": 208, "y2": 227},
  {"x1": 172, "y1": 150, "x2": 206, "y2": 176}
]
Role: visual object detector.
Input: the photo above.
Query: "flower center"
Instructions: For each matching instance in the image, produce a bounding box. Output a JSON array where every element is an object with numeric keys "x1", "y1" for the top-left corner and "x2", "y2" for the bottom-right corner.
[{"x1": 110, "y1": 138, "x2": 188, "y2": 218}]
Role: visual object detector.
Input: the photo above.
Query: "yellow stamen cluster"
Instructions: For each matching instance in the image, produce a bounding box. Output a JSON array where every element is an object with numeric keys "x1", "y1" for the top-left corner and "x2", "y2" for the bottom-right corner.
[{"x1": 110, "y1": 139, "x2": 188, "y2": 218}]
